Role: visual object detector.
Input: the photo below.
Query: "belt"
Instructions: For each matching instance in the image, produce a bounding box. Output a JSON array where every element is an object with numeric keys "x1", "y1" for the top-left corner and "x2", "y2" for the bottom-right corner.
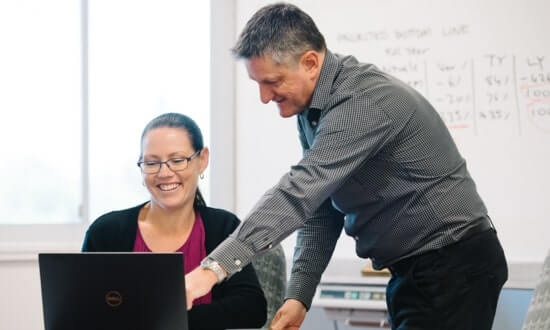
[{"x1": 388, "y1": 217, "x2": 494, "y2": 276}]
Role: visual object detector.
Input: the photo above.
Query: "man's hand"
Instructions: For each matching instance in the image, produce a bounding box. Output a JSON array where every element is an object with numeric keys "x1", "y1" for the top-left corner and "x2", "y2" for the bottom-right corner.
[
  {"x1": 270, "y1": 299, "x2": 307, "y2": 330},
  {"x1": 184, "y1": 267, "x2": 219, "y2": 310}
]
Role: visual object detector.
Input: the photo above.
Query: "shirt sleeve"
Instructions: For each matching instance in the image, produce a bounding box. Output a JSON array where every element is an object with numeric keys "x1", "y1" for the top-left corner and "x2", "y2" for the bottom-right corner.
[
  {"x1": 208, "y1": 96, "x2": 395, "y2": 296},
  {"x1": 285, "y1": 197, "x2": 344, "y2": 309},
  {"x1": 284, "y1": 118, "x2": 345, "y2": 309}
]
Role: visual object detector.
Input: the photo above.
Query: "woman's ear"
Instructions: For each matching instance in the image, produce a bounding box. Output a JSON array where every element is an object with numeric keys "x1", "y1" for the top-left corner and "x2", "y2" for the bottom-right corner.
[{"x1": 199, "y1": 147, "x2": 210, "y2": 174}]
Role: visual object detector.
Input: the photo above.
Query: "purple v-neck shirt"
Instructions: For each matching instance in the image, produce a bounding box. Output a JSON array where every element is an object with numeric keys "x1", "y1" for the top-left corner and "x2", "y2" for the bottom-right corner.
[{"x1": 133, "y1": 211, "x2": 212, "y2": 305}]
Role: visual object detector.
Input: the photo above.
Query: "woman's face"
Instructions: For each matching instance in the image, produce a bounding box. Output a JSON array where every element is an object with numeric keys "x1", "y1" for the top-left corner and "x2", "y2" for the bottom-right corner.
[{"x1": 140, "y1": 127, "x2": 209, "y2": 211}]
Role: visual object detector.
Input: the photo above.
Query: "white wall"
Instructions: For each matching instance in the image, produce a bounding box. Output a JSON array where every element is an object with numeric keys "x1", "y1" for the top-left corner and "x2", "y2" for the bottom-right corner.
[
  {"x1": 209, "y1": 0, "x2": 237, "y2": 211},
  {"x1": 0, "y1": 259, "x2": 43, "y2": 330}
]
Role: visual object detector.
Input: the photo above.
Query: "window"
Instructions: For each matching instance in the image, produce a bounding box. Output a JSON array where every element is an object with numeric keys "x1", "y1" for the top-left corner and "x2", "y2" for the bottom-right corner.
[
  {"x1": 0, "y1": 0, "x2": 82, "y2": 225},
  {"x1": 0, "y1": 0, "x2": 210, "y2": 253}
]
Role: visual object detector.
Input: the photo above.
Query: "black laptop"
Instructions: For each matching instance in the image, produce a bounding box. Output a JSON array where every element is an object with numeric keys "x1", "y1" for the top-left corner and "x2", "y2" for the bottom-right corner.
[{"x1": 39, "y1": 253, "x2": 188, "y2": 330}]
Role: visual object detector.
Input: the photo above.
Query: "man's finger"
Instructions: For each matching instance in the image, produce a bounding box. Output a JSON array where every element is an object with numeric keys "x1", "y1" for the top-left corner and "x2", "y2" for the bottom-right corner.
[{"x1": 270, "y1": 313, "x2": 291, "y2": 330}]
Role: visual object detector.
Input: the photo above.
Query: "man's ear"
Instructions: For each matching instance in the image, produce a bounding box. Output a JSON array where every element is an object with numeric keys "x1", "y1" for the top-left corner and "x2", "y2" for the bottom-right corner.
[{"x1": 300, "y1": 50, "x2": 321, "y2": 74}]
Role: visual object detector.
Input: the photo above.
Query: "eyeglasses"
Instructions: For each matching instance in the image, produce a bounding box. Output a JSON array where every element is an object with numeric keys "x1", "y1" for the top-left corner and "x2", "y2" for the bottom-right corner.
[{"x1": 137, "y1": 150, "x2": 201, "y2": 174}]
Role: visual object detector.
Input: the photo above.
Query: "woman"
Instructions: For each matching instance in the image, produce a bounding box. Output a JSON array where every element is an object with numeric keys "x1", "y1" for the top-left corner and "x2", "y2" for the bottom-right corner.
[{"x1": 82, "y1": 112, "x2": 267, "y2": 329}]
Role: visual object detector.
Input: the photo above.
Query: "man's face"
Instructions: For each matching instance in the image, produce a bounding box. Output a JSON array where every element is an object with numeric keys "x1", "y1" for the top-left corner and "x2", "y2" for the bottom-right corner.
[{"x1": 245, "y1": 53, "x2": 318, "y2": 118}]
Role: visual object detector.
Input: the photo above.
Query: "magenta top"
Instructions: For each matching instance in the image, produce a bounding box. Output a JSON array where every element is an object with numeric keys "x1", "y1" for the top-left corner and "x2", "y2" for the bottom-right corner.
[{"x1": 133, "y1": 211, "x2": 212, "y2": 305}]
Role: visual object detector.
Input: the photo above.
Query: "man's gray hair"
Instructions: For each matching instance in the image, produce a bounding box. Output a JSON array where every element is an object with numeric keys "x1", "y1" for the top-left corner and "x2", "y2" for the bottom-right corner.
[{"x1": 232, "y1": 3, "x2": 326, "y2": 65}]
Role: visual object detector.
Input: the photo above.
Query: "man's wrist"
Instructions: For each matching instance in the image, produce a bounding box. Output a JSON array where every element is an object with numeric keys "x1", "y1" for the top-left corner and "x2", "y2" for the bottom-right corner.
[
  {"x1": 285, "y1": 298, "x2": 308, "y2": 310},
  {"x1": 207, "y1": 237, "x2": 256, "y2": 275},
  {"x1": 286, "y1": 273, "x2": 318, "y2": 310},
  {"x1": 200, "y1": 258, "x2": 227, "y2": 283}
]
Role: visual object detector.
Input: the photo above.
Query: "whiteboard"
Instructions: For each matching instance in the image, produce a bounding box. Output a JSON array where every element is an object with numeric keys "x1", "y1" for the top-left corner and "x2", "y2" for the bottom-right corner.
[{"x1": 234, "y1": 0, "x2": 550, "y2": 264}]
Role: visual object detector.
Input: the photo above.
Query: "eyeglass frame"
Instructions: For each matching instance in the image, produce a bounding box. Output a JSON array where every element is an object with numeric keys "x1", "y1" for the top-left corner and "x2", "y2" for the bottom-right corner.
[{"x1": 137, "y1": 150, "x2": 201, "y2": 174}]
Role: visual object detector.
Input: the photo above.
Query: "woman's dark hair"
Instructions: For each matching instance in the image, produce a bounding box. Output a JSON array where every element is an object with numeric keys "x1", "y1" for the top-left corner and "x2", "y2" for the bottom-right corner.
[{"x1": 140, "y1": 112, "x2": 206, "y2": 208}]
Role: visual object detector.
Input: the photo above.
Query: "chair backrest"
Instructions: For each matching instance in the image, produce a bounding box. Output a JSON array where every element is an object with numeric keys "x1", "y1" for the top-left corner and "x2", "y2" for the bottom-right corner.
[
  {"x1": 522, "y1": 251, "x2": 550, "y2": 330},
  {"x1": 252, "y1": 244, "x2": 287, "y2": 329}
]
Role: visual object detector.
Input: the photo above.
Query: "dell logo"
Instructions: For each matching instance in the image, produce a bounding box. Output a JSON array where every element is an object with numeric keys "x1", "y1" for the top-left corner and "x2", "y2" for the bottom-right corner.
[{"x1": 105, "y1": 290, "x2": 123, "y2": 307}]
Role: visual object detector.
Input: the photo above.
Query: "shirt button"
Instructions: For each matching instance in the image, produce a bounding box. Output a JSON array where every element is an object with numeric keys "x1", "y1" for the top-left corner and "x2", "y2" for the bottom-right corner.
[
  {"x1": 234, "y1": 259, "x2": 241, "y2": 266},
  {"x1": 311, "y1": 121, "x2": 317, "y2": 126},
  {"x1": 268, "y1": 244, "x2": 273, "y2": 249},
  {"x1": 354, "y1": 236, "x2": 359, "y2": 241}
]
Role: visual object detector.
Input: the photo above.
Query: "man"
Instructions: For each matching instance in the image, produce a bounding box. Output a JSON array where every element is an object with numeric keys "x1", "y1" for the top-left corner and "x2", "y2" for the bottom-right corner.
[{"x1": 186, "y1": 3, "x2": 508, "y2": 329}]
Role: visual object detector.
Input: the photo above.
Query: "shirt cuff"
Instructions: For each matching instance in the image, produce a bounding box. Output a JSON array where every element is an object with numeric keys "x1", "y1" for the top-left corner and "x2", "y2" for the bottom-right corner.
[
  {"x1": 285, "y1": 272, "x2": 319, "y2": 310},
  {"x1": 207, "y1": 236, "x2": 256, "y2": 276}
]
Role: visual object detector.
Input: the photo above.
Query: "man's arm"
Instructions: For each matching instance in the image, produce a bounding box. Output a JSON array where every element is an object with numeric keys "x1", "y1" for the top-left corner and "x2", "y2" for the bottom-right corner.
[
  {"x1": 286, "y1": 198, "x2": 344, "y2": 309},
  {"x1": 186, "y1": 98, "x2": 394, "y2": 306}
]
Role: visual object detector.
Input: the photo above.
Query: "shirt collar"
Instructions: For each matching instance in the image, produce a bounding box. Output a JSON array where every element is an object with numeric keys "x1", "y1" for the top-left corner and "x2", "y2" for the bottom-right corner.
[{"x1": 308, "y1": 50, "x2": 339, "y2": 111}]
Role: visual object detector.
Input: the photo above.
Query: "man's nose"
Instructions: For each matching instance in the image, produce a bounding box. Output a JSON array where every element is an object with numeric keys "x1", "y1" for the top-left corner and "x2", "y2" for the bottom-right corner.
[{"x1": 259, "y1": 85, "x2": 274, "y2": 104}]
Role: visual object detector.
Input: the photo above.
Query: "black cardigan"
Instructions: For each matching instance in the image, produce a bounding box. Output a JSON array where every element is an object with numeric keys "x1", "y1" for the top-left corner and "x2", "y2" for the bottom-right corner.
[{"x1": 82, "y1": 203, "x2": 267, "y2": 330}]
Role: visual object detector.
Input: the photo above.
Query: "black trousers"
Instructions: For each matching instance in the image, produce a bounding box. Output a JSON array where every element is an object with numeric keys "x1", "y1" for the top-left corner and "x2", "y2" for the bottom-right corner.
[{"x1": 386, "y1": 229, "x2": 508, "y2": 330}]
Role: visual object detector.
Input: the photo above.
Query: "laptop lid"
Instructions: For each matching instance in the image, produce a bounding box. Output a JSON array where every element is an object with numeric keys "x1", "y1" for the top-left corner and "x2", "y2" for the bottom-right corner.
[{"x1": 39, "y1": 253, "x2": 188, "y2": 330}]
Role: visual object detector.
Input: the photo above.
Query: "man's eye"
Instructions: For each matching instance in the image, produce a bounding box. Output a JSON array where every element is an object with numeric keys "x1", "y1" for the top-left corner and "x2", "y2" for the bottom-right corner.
[
  {"x1": 265, "y1": 80, "x2": 280, "y2": 86},
  {"x1": 144, "y1": 161, "x2": 159, "y2": 166},
  {"x1": 170, "y1": 159, "x2": 186, "y2": 164}
]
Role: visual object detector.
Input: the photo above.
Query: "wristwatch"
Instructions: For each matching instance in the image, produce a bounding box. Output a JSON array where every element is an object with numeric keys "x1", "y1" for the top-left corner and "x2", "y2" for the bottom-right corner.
[{"x1": 200, "y1": 258, "x2": 227, "y2": 283}]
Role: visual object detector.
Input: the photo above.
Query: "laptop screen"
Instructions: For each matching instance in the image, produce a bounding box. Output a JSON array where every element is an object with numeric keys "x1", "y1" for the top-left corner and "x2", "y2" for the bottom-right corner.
[{"x1": 39, "y1": 252, "x2": 188, "y2": 330}]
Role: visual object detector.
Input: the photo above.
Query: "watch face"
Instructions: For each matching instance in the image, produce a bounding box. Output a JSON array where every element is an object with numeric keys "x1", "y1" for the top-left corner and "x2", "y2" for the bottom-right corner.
[
  {"x1": 201, "y1": 259, "x2": 224, "y2": 282},
  {"x1": 201, "y1": 259, "x2": 214, "y2": 268}
]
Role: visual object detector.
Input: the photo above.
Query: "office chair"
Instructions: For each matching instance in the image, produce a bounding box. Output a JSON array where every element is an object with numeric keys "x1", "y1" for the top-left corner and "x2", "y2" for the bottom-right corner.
[
  {"x1": 252, "y1": 244, "x2": 287, "y2": 329},
  {"x1": 522, "y1": 251, "x2": 550, "y2": 330}
]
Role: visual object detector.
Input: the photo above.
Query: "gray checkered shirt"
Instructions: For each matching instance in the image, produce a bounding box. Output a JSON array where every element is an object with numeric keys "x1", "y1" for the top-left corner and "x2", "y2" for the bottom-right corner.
[{"x1": 209, "y1": 51, "x2": 492, "y2": 308}]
